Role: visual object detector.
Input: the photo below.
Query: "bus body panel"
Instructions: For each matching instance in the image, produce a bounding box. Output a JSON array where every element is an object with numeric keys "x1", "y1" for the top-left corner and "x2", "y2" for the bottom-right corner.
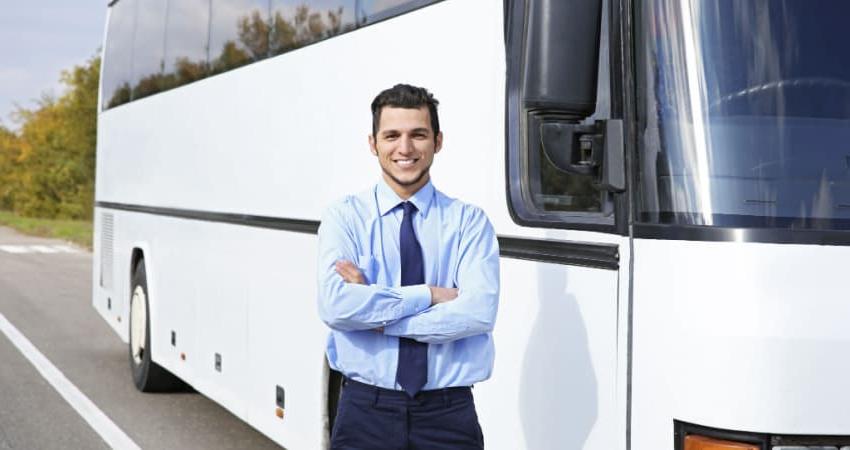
[
  {"x1": 93, "y1": 1, "x2": 630, "y2": 447},
  {"x1": 94, "y1": 0, "x2": 622, "y2": 247},
  {"x1": 476, "y1": 255, "x2": 624, "y2": 449},
  {"x1": 631, "y1": 238, "x2": 850, "y2": 448},
  {"x1": 92, "y1": 209, "x2": 127, "y2": 341},
  {"x1": 91, "y1": 208, "x2": 626, "y2": 449}
]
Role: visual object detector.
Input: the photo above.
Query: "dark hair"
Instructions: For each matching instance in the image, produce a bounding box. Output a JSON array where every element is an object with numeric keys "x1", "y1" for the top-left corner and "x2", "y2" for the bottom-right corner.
[{"x1": 371, "y1": 84, "x2": 440, "y2": 139}]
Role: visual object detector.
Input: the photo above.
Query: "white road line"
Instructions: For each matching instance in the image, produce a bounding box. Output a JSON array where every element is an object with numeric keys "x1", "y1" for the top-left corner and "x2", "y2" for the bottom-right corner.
[
  {"x1": 0, "y1": 244, "x2": 79, "y2": 254},
  {"x1": 0, "y1": 313, "x2": 140, "y2": 450},
  {"x1": 0, "y1": 245, "x2": 29, "y2": 253},
  {"x1": 29, "y1": 245, "x2": 60, "y2": 253}
]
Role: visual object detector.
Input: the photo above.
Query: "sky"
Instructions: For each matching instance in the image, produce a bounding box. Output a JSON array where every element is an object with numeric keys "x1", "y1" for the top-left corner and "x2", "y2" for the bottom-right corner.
[{"x1": 0, "y1": 1, "x2": 106, "y2": 128}]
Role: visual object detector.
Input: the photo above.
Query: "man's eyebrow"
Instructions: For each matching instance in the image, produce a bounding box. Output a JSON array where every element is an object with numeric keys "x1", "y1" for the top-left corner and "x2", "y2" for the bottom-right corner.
[{"x1": 380, "y1": 127, "x2": 431, "y2": 136}]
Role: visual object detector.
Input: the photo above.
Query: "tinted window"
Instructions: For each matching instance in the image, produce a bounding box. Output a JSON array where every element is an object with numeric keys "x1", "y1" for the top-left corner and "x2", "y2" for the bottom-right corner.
[
  {"x1": 209, "y1": 0, "x2": 271, "y2": 74},
  {"x1": 163, "y1": 0, "x2": 211, "y2": 90},
  {"x1": 131, "y1": 0, "x2": 168, "y2": 100},
  {"x1": 637, "y1": 0, "x2": 850, "y2": 230},
  {"x1": 269, "y1": 0, "x2": 355, "y2": 56},
  {"x1": 102, "y1": 0, "x2": 136, "y2": 110},
  {"x1": 357, "y1": 0, "x2": 434, "y2": 24}
]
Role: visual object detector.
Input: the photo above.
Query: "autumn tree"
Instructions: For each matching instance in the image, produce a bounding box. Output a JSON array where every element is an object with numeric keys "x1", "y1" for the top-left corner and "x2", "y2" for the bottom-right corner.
[{"x1": 0, "y1": 54, "x2": 99, "y2": 220}]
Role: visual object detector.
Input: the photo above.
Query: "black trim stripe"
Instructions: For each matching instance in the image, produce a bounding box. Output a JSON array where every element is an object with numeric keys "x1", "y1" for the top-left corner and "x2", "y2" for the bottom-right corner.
[
  {"x1": 96, "y1": 201, "x2": 621, "y2": 270},
  {"x1": 498, "y1": 236, "x2": 619, "y2": 270},
  {"x1": 96, "y1": 201, "x2": 319, "y2": 234}
]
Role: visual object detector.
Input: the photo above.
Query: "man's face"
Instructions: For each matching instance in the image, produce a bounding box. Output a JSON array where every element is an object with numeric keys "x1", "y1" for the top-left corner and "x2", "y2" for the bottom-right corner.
[{"x1": 369, "y1": 106, "x2": 443, "y2": 199}]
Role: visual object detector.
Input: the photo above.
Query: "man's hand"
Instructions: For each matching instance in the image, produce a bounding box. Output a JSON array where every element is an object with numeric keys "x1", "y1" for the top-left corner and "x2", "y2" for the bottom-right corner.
[
  {"x1": 335, "y1": 260, "x2": 366, "y2": 285},
  {"x1": 429, "y1": 286, "x2": 458, "y2": 305},
  {"x1": 335, "y1": 260, "x2": 382, "y2": 332},
  {"x1": 336, "y1": 259, "x2": 456, "y2": 308}
]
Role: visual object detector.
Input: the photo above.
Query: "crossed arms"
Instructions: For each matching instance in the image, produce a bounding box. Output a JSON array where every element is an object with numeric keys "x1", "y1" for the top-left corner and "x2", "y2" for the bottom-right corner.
[
  {"x1": 316, "y1": 205, "x2": 500, "y2": 345},
  {"x1": 334, "y1": 259, "x2": 460, "y2": 305}
]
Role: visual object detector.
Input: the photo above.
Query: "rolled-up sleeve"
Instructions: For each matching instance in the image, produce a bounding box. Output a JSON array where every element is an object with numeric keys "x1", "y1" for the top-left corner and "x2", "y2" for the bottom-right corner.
[{"x1": 317, "y1": 204, "x2": 432, "y2": 331}]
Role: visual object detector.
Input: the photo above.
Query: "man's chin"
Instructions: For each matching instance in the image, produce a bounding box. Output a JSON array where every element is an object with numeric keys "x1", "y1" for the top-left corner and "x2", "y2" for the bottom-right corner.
[{"x1": 385, "y1": 170, "x2": 428, "y2": 188}]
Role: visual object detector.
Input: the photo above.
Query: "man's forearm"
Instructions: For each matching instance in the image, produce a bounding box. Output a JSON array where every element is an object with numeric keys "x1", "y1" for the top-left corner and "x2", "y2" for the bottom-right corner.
[
  {"x1": 318, "y1": 279, "x2": 431, "y2": 331},
  {"x1": 429, "y1": 286, "x2": 458, "y2": 305},
  {"x1": 382, "y1": 286, "x2": 498, "y2": 344}
]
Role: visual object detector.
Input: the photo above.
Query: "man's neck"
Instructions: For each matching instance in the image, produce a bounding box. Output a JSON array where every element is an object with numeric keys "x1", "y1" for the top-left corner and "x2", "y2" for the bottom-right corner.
[{"x1": 383, "y1": 175, "x2": 430, "y2": 200}]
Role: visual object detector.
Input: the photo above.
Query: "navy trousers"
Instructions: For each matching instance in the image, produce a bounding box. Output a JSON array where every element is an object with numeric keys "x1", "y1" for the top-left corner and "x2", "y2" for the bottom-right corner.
[{"x1": 331, "y1": 379, "x2": 484, "y2": 450}]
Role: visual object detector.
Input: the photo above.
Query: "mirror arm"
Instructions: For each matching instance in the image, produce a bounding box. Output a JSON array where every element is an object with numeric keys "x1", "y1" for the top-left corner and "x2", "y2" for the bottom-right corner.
[{"x1": 539, "y1": 119, "x2": 626, "y2": 193}]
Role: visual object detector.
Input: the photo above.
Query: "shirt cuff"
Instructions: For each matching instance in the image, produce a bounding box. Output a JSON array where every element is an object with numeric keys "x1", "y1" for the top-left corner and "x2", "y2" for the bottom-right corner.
[{"x1": 397, "y1": 284, "x2": 431, "y2": 317}]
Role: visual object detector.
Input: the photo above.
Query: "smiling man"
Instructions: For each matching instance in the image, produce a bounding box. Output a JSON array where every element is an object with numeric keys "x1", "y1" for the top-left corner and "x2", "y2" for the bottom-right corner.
[{"x1": 317, "y1": 84, "x2": 500, "y2": 449}]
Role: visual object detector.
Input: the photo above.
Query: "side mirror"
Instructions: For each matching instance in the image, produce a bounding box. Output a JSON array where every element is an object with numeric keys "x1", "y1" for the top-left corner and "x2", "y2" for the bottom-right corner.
[
  {"x1": 523, "y1": 0, "x2": 603, "y2": 114},
  {"x1": 521, "y1": 0, "x2": 625, "y2": 194}
]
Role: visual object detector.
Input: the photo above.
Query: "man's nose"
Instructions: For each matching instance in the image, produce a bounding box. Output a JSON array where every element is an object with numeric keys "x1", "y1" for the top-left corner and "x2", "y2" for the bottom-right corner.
[{"x1": 398, "y1": 135, "x2": 414, "y2": 154}]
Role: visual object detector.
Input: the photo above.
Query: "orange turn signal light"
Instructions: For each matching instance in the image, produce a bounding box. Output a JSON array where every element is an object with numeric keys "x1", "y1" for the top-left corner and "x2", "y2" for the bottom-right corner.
[
  {"x1": 275, "y1": 407, "x2": 284, "y2": 419},
  {"x1": 685, "y1": 435, "x2": 758, "y2": 450}
]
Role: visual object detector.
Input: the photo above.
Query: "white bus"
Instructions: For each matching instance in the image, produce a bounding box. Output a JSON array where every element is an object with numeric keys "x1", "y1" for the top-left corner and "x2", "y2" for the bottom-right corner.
[{"x1": 93, "y1": 0, "x2": 850, "y2": 448}]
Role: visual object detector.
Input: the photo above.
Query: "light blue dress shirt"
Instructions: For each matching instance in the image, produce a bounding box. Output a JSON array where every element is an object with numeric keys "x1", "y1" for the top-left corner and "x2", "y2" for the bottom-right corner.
[{"x1": 317, "y1": 179, "x2": 500, "y2": 390}]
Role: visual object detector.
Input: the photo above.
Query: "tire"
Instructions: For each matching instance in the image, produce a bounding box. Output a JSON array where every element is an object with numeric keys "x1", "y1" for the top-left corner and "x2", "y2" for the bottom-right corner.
[{"x1": 129, "y1": 259, "x2": 183, "y2": 392}]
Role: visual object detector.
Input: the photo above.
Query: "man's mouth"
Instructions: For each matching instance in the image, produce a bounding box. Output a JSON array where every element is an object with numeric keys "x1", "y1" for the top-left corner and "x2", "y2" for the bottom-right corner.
[{"x1": 393, "y1": 158, "x2": 419, "y2": 167}]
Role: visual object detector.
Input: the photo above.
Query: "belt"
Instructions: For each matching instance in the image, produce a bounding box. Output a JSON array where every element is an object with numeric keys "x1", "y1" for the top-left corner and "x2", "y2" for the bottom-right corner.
[{"x1": 342, "y1": 378, "x2": 472, "y2": 402}]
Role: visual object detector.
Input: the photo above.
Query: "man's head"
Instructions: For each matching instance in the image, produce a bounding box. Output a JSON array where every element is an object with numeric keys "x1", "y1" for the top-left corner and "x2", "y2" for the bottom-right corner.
[
  {"x1": 369, "y1": 84, "x2": 443, "y2": 199},
  {"x1": 371, "y1": 84, "x2": 440, "y2": 139}
]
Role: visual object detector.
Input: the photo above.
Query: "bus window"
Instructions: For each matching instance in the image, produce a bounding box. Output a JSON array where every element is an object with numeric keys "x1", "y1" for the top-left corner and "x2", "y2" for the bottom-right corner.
[
  {"x1": 269, "y1": 0, "x2": 355, "y2": 56},
  {"x1": 163, "y1": 0, "x2": 211, "y2": 90},
  {"x1": 209, "y1": 0, "x2": 271, "y2": 74},
  {"x1": 102, "y1": 0, "x2": 136, "y2": 110},
  {"x1": 357, "y1": 0, "x2": 438, "y2": 25},
  {"x1": 528, "y1": 124, "x2": 607, "y2": 214},
  {"x1": 131, "y1": 0, "x2": 168, "y2": 100}
]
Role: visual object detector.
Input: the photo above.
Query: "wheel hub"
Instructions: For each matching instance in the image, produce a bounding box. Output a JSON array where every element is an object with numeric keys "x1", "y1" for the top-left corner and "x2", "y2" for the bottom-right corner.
[{"x1": 130, "y1": 285, "x2": 147, "y2": 364}]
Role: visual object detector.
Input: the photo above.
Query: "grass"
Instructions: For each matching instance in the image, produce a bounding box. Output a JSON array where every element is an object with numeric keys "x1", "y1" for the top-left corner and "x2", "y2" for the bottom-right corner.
[{"x1": 0, "y1": 210, "x2": 92, "y2": 250}]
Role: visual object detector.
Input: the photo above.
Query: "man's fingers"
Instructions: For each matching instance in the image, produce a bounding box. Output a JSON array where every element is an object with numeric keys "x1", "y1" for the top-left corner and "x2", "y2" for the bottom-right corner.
[
  {"x1": 335, "y1": 263, "x2": 356, "y2": 281},
  {"x1": 335, "y1": 260, "x2": 365, "y2": 284},
  {"x1": 335, "y1": 260, "x2": 356, "y2": 276}
]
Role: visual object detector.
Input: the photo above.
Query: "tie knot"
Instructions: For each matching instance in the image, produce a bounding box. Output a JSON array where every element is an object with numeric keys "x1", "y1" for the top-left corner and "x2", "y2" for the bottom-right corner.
[{"x1": 402, "y1": 201, "x2": 418, "y2": 216}]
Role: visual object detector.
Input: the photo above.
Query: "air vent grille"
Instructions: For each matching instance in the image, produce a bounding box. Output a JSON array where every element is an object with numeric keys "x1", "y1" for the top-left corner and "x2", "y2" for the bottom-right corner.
[{"x1": 100, "y1": 213, "x2": 114, "y2": 290}]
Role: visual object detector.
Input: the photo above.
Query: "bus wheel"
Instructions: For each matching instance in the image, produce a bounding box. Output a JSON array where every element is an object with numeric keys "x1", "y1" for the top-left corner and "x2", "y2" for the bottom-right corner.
[{"x1": 129, "y1": 259, "x2": 183, "y2": 392}]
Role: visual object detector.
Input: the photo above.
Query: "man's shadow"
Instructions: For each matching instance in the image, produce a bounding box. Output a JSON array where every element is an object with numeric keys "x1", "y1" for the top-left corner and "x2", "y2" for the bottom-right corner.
[{"x1": 519, "y1": 263, "x2": 597, "y2": 449}]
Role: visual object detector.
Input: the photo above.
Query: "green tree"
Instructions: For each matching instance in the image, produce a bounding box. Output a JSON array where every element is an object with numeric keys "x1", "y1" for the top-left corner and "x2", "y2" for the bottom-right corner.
[
  {"x1": 0, "y1": 125, "x2": 23, "y2": 210},
  {"x1": 1, "y1": 54, "x2": 99, "y2": 220}
]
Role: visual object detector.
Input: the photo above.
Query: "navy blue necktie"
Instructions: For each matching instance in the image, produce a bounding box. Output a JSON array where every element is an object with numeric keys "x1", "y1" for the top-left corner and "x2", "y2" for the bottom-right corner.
[{"x1": 396, "y1": 201, "x2": 428, "y2": 397}]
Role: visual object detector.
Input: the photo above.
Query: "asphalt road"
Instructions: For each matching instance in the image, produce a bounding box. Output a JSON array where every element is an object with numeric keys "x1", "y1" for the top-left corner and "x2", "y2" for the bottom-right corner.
[{"x1": 0, "y1": 226, "x2": 282, "y2": 450}]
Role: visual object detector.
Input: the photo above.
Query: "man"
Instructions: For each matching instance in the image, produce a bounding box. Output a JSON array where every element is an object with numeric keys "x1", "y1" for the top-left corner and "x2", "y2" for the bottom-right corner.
[{"x1": 317, "y1": 84, "x2": 500, "y2": 449}]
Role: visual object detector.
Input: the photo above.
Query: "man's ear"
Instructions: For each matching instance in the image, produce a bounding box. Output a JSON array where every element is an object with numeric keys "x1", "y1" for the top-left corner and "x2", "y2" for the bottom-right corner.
[
  {"x1": 434, "y1": 131, "x2": 444, "y2": 154},
  {"x1": 369, "y1": 134, "x2": 378, "y2": 156}
]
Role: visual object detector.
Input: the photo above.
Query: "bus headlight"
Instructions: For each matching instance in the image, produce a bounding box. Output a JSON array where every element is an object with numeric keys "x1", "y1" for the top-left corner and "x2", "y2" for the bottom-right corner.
[
  {"x1": 677, "y1": 420, "x2": 850, "y2": 450},
  {"x1": 685, "y1": 434, "x2": 759, "y2": 450}
]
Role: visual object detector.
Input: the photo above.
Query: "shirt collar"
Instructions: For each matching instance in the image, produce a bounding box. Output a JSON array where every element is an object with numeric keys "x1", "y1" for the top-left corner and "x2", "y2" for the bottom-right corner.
[{"x1": 376, "y1": 178, "x2": 435, "y2": 218}]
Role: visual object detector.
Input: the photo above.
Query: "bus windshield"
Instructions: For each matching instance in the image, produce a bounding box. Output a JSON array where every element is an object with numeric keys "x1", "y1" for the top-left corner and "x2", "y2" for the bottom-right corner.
[{"x1": 638, "y1": 0, "x2": 850, "y2": 230}]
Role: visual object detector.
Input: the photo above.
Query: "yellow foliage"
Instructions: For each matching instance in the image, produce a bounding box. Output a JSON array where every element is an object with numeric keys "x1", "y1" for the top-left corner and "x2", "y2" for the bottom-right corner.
[{"x1": 0, "y1": 54, "x2": 99, "y2": 220}]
